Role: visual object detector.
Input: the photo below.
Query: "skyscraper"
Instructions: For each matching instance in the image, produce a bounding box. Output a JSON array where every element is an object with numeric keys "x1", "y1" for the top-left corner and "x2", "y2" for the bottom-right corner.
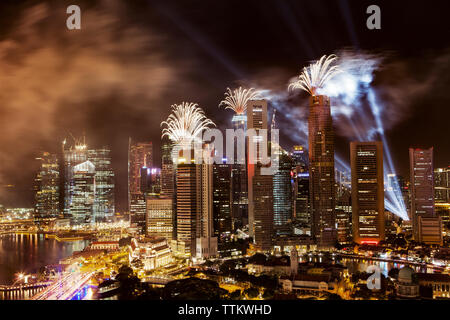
[
  {"x1": 128, "y1": 140, "x2": 152, "y2": 233},
  {"x1": 231, "y1": 113, "x2": 248, "y2": 231},
  {"x1": 70, "y1": 160, "x2": 96, "y2": 224},
  {"x1": 146, "y1": 197, "x2": 174, "y2": 241},
  {"x1": 88, "y1": 148, "x2": 115, "y2": 222},
  {"x1": 212, "y1": 161, "x2": 232, "y2": 249},
  {"x1": 351, "y1": 141, "x2": 385, "y2": 245},
  {"x1": 247, "y1": 99, "x2": 273, "y2": 251},
  {"x1": 63, "y1": 138, "x2": 115, "y2": 225},
  {"x1": 273, "y1": 152, "x2": 294, "y2": 236},
  {"x1": 409, "y1": 147, "x2": 442, "y2": 245},
  {"x1": 435, "y1": 167, "x2": 450, "y2": 203},
  {"x1": 128, "y1": 140, "x2": 153, "y2": 196},
  {"x1": 161, "y1": 137, "x2": 175, "y2": 198},
  {"x1": 195, "y1": 163, "x2": 217, "y2": 259},
  {"x1": 308, "y1": 95, "x2": 336, "y2": 247},
  {"x1": 175, "y1": 162, "x2": 217, "y2": 258},
  {"x1": 34, "y1": 152, "x2": 60, "y2": 225}
]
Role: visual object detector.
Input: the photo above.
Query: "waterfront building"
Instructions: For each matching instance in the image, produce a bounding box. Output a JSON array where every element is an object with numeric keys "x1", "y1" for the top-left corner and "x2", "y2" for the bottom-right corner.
[
  {"x1": 69, "y1": 160, "x2": 96, "y2": 224},
  {"x1": 34, "y1": 152, "x2": 60, "y2": 225},
  {"x1": 88, "y1": 148, "x2": 115, "y2": 222},
  {"x1": 409, "y1": 147, "x2": 442, "y2": 245},
  {"x1": 63, "y1": 139, "x2": 115, "y2": 224},
  {"x1": 350, "y1": 141, "x2": 385, "y2": 245},
  {"x1": 308, "y1": 95, "x2": 336, "y2": 247}
]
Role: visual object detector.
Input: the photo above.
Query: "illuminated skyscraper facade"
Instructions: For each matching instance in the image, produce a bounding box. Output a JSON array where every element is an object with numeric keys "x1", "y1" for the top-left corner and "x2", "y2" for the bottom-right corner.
[
  {"x1": 273, "y1": 152, "x2": 294, "y2": 236},
  {"x1": 409, "y1": 147, "x2": 442, "y2": 245},
  {"x1": 70, "y1": 160, "x2": 96, "y2": 224},
  {"x1": 63, "y1": 140, "x2": 115, "y2": 225},
  {"x1": 175, "y1": 163, "x2": 217, "y2": 258},
  {"x1": 247, "y1": 99, "x2": 273, "y2": 251},
  {"x1": 128, "y1": 140, "x2": 152, "y2": 233},
  {"x1": 351, "y1": 141, "x2": 385, "y2": 245},
  {"x1": 161, "y1": 137, "x2": 175, "y2": 198},
  {"x1": 88, "y1": 148, "x2": 115, "y2": 222},
  {"x1": 308, "y1": 95, "x2": 336, "y2": 247},
  {"x1": 231, "y1": 114, "x2": 248, "y2": 230},
  {"x1": 213, "y1": 162, "x2": 232, "y2": 248},
  {"x1": 34, "y1": 152, "x2": 60, "y2": 225},
  {"x1": 146, "y1": 197, "x2": 174, "y2": 241}
]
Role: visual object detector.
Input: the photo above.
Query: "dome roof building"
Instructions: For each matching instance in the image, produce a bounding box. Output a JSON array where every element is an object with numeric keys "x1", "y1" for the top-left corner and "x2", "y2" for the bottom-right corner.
[{"x1": 397, "y1": 266, "x2": 419, "y2": 299}]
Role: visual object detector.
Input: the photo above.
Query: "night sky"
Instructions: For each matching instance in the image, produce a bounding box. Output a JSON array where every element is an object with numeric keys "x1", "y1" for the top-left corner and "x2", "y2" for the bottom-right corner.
[{"x1": 0, "y1": 0, "x2": 449, "y2": 211}]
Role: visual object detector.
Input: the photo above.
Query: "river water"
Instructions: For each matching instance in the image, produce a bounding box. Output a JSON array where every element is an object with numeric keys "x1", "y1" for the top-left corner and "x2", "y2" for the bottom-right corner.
[{"x1": 0, "y1": 233, "x2": 89, "y2": 285}]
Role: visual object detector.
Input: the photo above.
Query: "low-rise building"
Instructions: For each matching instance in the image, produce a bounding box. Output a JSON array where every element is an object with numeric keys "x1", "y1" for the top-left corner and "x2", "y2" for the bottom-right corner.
[{"x1": 129, "y1": 237, "x2": 173, "y2": 271}]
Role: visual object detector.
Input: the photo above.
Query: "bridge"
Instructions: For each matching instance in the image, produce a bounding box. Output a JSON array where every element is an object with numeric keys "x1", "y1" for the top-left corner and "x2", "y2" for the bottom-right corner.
[
  {"x1": 0, "y1": 281, "x2": 52, "y2": 300},
  {"x1": 31, "y1": 271, "x2": 95, "y2": 300}
]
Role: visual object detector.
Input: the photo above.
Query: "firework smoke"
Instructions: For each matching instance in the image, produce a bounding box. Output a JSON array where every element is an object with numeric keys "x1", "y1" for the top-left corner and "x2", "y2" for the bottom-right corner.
[
  {"x1": 288, "y1": 54, "x2": 341, "y2": 95},
  {"x1": 161, "y1": 102, "x2": 215, "y2": 145},
  {"x1": 219, "y1": 87, "x2": 262, "y2": 115}
]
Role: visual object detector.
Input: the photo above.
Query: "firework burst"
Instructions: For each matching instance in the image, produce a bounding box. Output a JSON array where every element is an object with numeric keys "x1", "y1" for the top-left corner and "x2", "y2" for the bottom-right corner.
[
  {"x1": 288, "y1": 54, "x2": 341, "y2": 96},
  {"x1": 161, "y1": 102, "x2": 215, "y2": 144},
  {"x1": 219, "y1": 87, "x2": 262, "y2": 115}
]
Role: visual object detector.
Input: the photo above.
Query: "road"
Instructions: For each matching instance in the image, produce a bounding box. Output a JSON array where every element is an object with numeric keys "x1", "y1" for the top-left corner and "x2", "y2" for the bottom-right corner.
[{"x1": 32, "y1": 271, "x2": 94, "y2": 300}]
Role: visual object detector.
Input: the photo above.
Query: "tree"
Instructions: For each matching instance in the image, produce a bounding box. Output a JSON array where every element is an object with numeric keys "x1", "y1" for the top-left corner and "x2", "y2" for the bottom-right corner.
[
  {"x1": 229, "y1": 290, "x2": 242, "y2": 300},
  {"x1": 262, "y1": 289, "x2": 274, "y2": 300},
  {"x1": 244, "y1": 287, "x2": 259, "y2": 299},
  {"x1": 162, "y1": 277, "x2": 228, "y2": 300}
]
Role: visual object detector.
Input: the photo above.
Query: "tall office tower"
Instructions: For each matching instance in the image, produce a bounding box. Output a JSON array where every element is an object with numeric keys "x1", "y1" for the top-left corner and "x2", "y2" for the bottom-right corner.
[
  {"x1": 34, "y1": 152, "x2": 60, "y2": 225},
  {"x1": 308, "y1": 95, "x2": 336, "y2": 247},
  {"x1": 351, "y1": 141, "x2": 385, "y2": 245},
  {"x1": 146, "y1": 197, "x2": 174, "y2": 241},
  {"x1": 212, "y1": 162, "x2": 232, "y2": 247},
  {"x1": 294, "y1": 169, "x2": 311, "y2": 235},
  {"x1": 88, "y1": 148, "x2": 115, "y2": 222},
  {"x1": 273, "y1": 152, "x2": 294, "y2": 237},
  {"x1": 409, "y1": 147, "x2": 442, "y2": 245},
  {"x1": 435, "y1": 167, "x2": 450, "y2": 203},
  {"x1": 196, "y1": 163, "x2": 217, "y2": 259},
  {"x1": 176, "y1": 163, "x2": 198, "y2": 256},
  {"x1": 231, "y1": 113, "x2": 248, "y2": 231},
  {"x1": 70, "y1": 160, "x2": 96, "y2": 224},
  {"x1": 63, "y1": 142, "x2": 88, "y2": 218},
  {"x1": 161, "y1": 137, "x2": 176, "y2": 197},
  {"x1": 128, "y1": 140, "x2": 152, "y2": 233},
  {"x1": 128, "y1": 140, "x2": 153, "y2": 196},
  {"x1": 336, "y1": 190, "x2": 352, "y2": 244},
  {"x1": 175, "y1": 162, "x2": 217, "y2": 258},
  {"x1": 247, "y1": 99, "x2": 273, "y2": 251},
  {"x1": 435, "y1": 167, "x2": 450, "y2": 229}
]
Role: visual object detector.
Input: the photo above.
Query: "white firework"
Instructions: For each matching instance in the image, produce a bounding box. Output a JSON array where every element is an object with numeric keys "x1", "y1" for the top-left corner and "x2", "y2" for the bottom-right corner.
[
  {"x1": 161, "y1": 102, "x2": 215, "y2": 144},
  {"x1": 219, "y1": 87, "x2": 262, "y2": 115},
  {"x1": 288, "y1": 54, "x2": 341, "y2": 96}
]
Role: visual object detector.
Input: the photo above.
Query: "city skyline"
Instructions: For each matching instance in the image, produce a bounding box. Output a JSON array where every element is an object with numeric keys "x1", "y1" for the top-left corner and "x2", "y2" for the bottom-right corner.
[
  {"x1": 1, "y1": 0, "x2": 450, "y2": 303},
  {"x1": 0, "y1": 1, "x2": 449, "y2": 211}
]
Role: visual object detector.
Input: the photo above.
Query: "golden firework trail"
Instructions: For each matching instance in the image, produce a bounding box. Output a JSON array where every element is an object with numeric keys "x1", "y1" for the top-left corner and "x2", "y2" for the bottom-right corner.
[
  {"x1": 288, "y1": 54, "x2": 341, "y2": 96},
  {"x1": 219, "y1": 87, "x2": 262, "y2": 115}
]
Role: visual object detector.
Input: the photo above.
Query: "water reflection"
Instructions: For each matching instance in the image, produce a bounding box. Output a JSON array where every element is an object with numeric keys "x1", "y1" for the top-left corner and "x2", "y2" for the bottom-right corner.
[{"x1": 0, "y1": 233, "x2": 88, "y2": 285}]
